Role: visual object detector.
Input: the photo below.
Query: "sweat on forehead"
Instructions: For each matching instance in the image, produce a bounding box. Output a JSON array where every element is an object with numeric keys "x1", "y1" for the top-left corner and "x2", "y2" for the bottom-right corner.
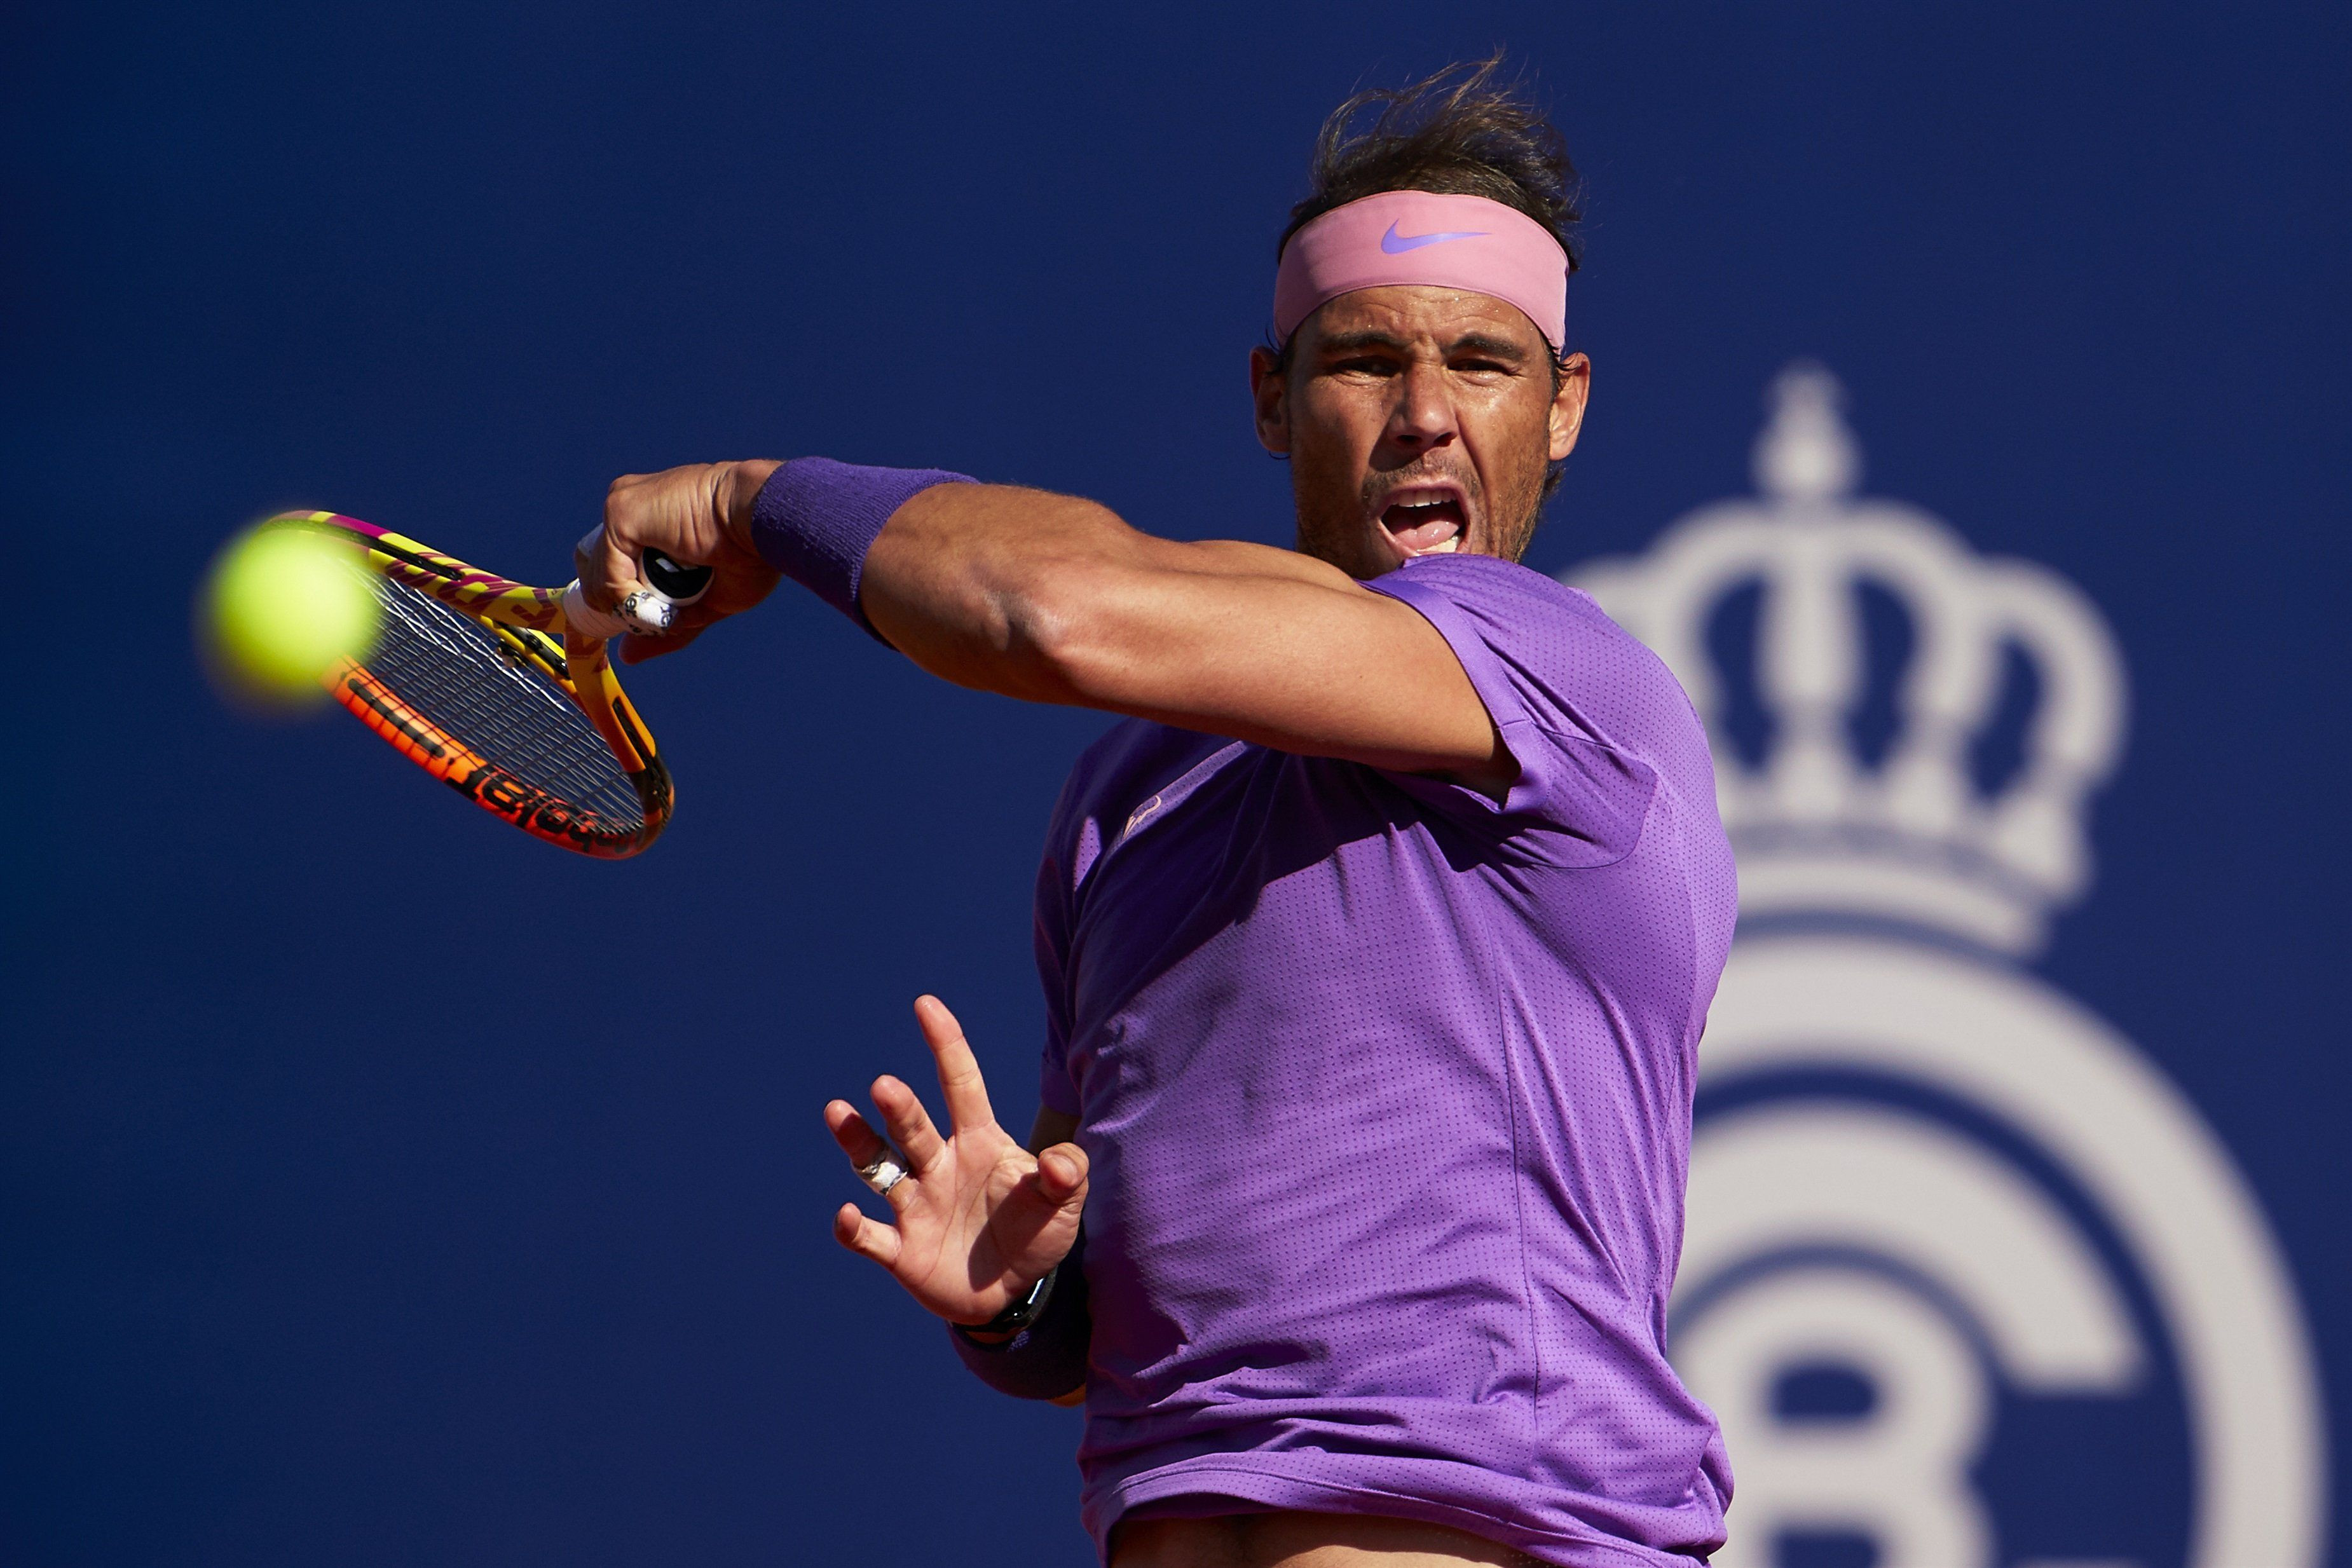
[{"x1": 1273, "y1": 190, "x2": 1569, "y2": 354}]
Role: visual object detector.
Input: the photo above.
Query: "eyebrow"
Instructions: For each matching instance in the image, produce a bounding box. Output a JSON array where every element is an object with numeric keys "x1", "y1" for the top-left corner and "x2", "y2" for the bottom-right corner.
[
  {"x1": 1445, "y1": 332, "x2": 1531, "y2": 362},
  {"x1": 1315, "y1": 329, "x2": 1533, "y2": 363}
]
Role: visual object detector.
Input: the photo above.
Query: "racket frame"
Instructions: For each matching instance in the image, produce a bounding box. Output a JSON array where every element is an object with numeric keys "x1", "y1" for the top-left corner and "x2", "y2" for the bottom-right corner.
[{"x1": 270, "y1": 510, "x2": 674, "y2": 859}]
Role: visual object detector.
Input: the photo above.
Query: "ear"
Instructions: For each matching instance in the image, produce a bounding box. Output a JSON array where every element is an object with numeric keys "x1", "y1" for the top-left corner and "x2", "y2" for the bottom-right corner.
[
  {"x1": 1548, "y1": 352, "x2": 1591, "y2": 463},
  {"x1": 1249, "y1": 345, "x2": 1290, "y2": 456}
]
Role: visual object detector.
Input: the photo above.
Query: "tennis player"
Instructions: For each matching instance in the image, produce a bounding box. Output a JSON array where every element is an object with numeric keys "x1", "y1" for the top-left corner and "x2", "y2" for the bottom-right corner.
[{"x1": 581, "y1": 61, "x2": 1734, "y2": 1568}]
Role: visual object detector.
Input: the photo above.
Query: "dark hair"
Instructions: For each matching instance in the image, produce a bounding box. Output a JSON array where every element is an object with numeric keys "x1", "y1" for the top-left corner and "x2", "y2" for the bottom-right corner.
[
  {"x1": 1271, "y1": 57, "x2": 1583, "y2": 507},
  {"x1": 1280, "y1": 55, "x2": 1582, "y2": 275}
]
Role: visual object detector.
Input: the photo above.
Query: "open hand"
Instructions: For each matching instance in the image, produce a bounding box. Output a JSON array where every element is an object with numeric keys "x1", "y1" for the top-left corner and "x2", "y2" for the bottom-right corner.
[
  {"x1": 825, "y1": 996, "x2": 1088, "y2": 1326},
  {"x1": 575, "y1": 460, "x2": 784, "y2": 663}
]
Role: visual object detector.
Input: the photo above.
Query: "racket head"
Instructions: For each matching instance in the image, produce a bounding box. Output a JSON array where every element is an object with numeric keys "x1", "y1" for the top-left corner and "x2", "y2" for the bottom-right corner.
[{"x1": 268, "y1": 512, "x2": 674, "y2": 858}]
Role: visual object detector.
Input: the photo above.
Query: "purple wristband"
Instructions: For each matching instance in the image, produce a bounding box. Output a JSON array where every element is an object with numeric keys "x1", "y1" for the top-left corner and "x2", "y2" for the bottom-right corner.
[{"x1": 748, "y1": 458, "x2": 976, "y2": 641}]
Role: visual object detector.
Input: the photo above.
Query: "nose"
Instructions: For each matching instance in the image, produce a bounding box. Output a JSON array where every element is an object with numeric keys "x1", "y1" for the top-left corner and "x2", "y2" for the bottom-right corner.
[{"x1": 1386, "y1": 360, "x2": 1458, "y2": 453}]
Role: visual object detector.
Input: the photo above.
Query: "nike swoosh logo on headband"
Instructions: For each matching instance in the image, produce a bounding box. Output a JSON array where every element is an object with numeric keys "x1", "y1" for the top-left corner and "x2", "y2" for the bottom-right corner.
[{"x1": 1380, "y1": 221, "x2": 1490, "y2": 253}]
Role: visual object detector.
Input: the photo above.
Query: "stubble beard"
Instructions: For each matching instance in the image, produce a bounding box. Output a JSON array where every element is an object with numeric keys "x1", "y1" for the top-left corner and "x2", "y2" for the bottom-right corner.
[{"x1": 1289, "y1": 448, "x2": 1550, "y2": 577}]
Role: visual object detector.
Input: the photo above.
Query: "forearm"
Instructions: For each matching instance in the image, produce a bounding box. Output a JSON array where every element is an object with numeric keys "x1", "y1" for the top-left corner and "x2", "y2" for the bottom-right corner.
[
  {"x1": 730, "y1": 457, "x2": 1305, "y2": 650},
  {"x1": 859, "y1": 482, "x2": 1355, "y2": 702},
  {"x1": 739, "y1": 459, "x2": 1369, "y2": 705}
]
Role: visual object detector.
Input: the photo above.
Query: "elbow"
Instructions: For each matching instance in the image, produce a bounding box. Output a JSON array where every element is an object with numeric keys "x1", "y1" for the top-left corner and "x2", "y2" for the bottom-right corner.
[
  {"x1": 997, "y1": 564, "x2": 1124, "y2": 705},
  {"x1": 882, "y1": 491, "x2": 1151, "y2": 705},
  {"x1": 988, "y1": 552, "x2": 1139, "y2": 707}
]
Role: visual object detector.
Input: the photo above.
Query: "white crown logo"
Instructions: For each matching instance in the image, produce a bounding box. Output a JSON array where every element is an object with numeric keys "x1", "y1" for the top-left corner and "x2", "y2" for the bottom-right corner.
[{"x1": 1571, "y1": 364, "x2": 2128, "y2": 956}]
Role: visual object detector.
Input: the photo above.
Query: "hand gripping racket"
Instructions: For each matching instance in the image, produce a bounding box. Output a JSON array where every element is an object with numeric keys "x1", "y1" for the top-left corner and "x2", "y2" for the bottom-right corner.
[{"x1": 264, "y1": 510, "x2": 712, "y2": 859}]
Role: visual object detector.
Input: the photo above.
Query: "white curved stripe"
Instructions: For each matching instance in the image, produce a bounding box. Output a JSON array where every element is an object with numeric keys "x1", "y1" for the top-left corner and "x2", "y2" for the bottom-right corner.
[
  {"x1": 1682, "y1": 1103, "x2": 2142, "y2": 1388},
  {"x1": 1678, "y1": 1269, "x2": 1995, "y2": 1568},
  {"x1": 1699, "y1": 935, "x2": 2327, "y2": 1568}
]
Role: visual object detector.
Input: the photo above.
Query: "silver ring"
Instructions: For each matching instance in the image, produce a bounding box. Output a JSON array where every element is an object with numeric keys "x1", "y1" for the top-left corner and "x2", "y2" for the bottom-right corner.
[{"x1": 858, "y1": 1152, "x2": 910, "y2": 1196}]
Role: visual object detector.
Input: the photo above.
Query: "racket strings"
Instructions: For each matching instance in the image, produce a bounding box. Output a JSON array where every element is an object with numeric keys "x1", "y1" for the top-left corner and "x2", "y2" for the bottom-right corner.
[{"x1": 366, "y1": 576, "x2": 646, "y2": 830}]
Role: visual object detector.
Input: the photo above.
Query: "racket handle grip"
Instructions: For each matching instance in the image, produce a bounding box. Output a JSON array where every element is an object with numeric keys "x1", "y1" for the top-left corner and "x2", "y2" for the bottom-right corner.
[
  {"x1": 561, "y1": 549, "x2": 713, "y2": 639},
  {"x1": 562, "y1": 581, "x2": 678, "y2": 639},
  {"x1": 644, "y1": 549, "x2": 714, "y2": 604}
]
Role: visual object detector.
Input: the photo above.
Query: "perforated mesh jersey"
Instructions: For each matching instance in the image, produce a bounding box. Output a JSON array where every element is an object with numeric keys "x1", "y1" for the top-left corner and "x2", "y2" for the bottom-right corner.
[
  {"x1": 364, "y1": 575, "x2": 646, "y2": 831},
  {"x1": 1037, "y1": 552, "x2": 1737, "y2": 1567}
]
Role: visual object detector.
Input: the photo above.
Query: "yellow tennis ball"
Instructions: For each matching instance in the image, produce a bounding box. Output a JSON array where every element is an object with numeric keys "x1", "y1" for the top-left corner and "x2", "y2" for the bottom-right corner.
[{"x1": 200, "y1": 523, "x2": 381, "y2": 707}]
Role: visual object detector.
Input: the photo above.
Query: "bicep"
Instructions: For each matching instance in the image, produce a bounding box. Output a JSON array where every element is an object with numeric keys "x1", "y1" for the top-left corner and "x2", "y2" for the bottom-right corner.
[
  {"x1": 861, "y1": 484, "x2": 1507, "y2": 787},
  {"x1": 1050, "y1": 557, "x2": 1508, "y2": 787}
]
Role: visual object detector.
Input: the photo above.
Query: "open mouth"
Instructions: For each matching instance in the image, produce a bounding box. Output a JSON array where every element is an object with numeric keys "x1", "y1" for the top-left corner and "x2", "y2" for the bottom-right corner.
[{"x1": 1381, "y1": 494, "x2": 1466, "y2": 557}]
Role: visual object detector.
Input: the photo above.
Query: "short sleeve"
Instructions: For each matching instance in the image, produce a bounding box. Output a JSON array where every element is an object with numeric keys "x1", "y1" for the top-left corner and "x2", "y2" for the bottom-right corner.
[{"x1": 1365, "y1": 553, "x2": 1659, "y2": 868}]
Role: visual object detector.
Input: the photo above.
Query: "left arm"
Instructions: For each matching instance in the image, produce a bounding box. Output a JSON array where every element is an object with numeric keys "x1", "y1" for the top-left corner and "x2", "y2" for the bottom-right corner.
[
  {"x1": 821, "y1": 997, "x2": 1089, "y2": 1329},
  {"x1": 821, "y1": 1004, "x2": 1092, "y2": 1404},
  {"x1": 1018, "y1": 1106, "x2": 1086, "y2": 1408}
]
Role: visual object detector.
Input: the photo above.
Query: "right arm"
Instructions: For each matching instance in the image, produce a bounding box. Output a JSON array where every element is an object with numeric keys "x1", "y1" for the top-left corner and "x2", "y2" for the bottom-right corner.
[
  {"x1": 577, "y1": 461, "x2": 1512, "y2": 793},
  {"x1": 864, "y1": 481, "x2": 1509, "y2": 791}
]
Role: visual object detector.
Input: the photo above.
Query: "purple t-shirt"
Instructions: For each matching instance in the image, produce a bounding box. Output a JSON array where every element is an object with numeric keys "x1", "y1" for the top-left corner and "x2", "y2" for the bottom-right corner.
[{"x1": 1033, "y1": 552, "x2": 1737, "y2": 1566}]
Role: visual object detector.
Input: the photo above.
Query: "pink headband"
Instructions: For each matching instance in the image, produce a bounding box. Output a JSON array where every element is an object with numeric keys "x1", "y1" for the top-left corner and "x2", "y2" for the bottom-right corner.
[{"x1": 1273, "y1": 190, "x2": 1568, "y2": 352}]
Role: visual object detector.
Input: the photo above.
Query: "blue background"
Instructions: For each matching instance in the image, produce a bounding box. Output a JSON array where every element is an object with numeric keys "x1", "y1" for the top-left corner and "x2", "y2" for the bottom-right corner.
[{"x1": 5, "y1": 3, "x2": 2343, "y2": 1564}]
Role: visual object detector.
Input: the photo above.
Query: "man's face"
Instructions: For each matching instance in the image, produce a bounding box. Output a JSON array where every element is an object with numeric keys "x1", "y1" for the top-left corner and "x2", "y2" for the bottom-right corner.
[{"x1": 1250, "y1": 285, "x2": 1590, "y2": 580}]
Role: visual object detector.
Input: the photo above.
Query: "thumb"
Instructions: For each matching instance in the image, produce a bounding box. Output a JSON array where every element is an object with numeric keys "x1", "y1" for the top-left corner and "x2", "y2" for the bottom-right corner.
[
  {"x1": 1036, "y1": 1142, "x2": 1089, "y2": 1206},
  {"x1": 988, "y1": 1142, "x2": 1088, "y2": 1276},
  {"x1": 574, "y1": 522, "x2": 632, "y2": 607}
]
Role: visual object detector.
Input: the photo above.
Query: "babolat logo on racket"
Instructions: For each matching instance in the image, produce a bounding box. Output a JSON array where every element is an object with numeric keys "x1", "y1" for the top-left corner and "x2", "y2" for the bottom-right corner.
[
  {"x1": 1568, "y1": 367, "x2": 2327, "y2": 1568},
  {"x1": 460, "y1": 768, "x2": 632, "y2": 847}
]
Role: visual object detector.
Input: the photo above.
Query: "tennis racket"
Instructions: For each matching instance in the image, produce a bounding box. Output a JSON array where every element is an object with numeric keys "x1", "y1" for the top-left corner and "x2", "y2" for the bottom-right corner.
[{"x1": 263, "y1": 510, "x2": 712, "y2": 859}]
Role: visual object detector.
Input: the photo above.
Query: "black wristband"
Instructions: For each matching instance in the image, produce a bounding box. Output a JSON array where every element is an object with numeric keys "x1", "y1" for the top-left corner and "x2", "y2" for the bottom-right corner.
[
  {"x1": 947, "y1": 1228, "x2": 1090, "y2": 1400},
  {"x1": 961, "y1": 1267, "x2": 1056, "y2": 1340}
]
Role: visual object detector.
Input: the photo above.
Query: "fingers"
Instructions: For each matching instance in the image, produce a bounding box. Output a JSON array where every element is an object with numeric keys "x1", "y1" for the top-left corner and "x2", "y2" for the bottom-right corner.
[
  {"x1": 576, "y1": 508, "x2": 645, "y2": 615},
  {"x1": 581, "y1": 463, "x2": 787, "y2": 659},
  {"x1": 1002, "y1": 1142, "x2": 1088, "y2": 1235},
  {"x1": 868, "y1": 1074, "x2": 949, "y2": 1173},
  {"x1": 824, "y1": 1103, "x2": 908, "y2": 1272},
  {"x1": 823, "y1": 1098, "x2": 888, "y2": 1166},
  {"x1": 614, "y1": 598, "x2": 730, "y2": 664},
  {"x1": 582, "y1": 466, "x2": 711, "y2": 614},
  {"x1": 824, "y1": 1099, "x2": 917, "y2": 1213},
  {"x1": 826, "y1": 1072, "x2": 949, "y2": 1178},
  {"x1": 984, "y1": 1141, "x2": 1089, "y2": 1281},
  {"x1": 913, "y1": 995, "x2": 997, "y2": 1135},
  {"x1": 832, "y1": 1202, "x2": 903, "y2": 1268}
]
